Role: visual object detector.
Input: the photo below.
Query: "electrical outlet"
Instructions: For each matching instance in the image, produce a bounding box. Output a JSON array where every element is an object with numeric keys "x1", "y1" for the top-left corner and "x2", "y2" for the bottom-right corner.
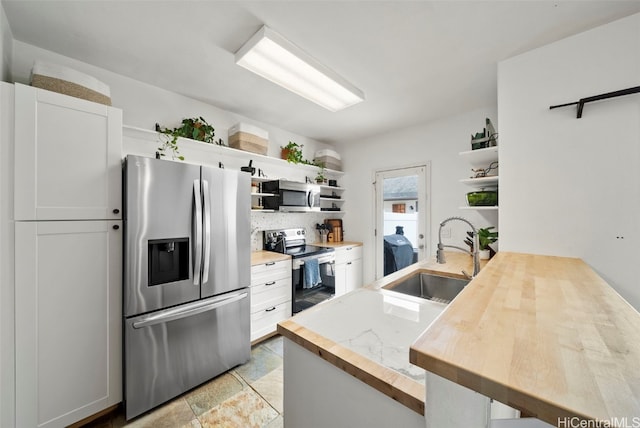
[{"x1": 441, "y1": 227, "x2": 451, "y2": 239}]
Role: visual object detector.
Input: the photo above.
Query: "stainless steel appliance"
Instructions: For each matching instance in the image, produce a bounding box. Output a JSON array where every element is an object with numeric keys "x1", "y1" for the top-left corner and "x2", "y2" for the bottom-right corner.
[
  {"x1": 123, "y1": 155, "x2": 251, "y2": 420},
  {"x1": 261, "y1": 179, "x2": 321, "y2": 212},
  {"x1": 264, "y1": 228, "x2": 335, "y2": 313}
]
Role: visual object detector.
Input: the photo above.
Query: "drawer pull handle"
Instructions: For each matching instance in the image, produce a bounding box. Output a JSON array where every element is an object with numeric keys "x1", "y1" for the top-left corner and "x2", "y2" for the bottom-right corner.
[
  {"x1": 347, "y1": 262, "x2": 352, "y2": 265},
  {"x1": 265, "y1": 281, "x2": 276, "y2": 286},
  {"x1": 346, "y1": 247, "x2": 352, "y2": 250},
  {"x1": 265, "y1": 306, "x2": 276, "y2": 312},
  {"x1": 265, "y1": 262, "x2": 276, "y2": 266}
]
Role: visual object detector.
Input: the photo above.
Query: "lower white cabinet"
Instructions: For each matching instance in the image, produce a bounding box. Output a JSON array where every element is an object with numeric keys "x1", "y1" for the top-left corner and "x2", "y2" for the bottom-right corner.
[
  {"x1": 15, "y1": 220, "x2": 122, "y2": 428},
  {"x1": 250, "y1": 259, "x2": 292, "y2": 342},
  {"x1": 334, "y1": 245, "x2": 363, "y2": 296}
]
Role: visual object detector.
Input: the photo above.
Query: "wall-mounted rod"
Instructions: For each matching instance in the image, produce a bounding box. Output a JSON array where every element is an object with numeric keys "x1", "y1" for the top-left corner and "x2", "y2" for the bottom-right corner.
[{"x1": 549, "y1": 85, "x2": 640, "y2": 118}]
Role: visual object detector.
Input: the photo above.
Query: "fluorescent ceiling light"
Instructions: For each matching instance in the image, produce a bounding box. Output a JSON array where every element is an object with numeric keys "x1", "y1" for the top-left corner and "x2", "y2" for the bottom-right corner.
[{"x1": 235, "y1": 25, "x2": 364, "y2": 112}]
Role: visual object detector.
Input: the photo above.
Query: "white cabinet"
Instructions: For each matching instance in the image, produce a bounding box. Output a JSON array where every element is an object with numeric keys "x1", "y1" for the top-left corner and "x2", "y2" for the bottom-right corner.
[
  {"x1": 10, "y1": 84, "x2": 124, "y2": 427},
  {"x1": 334, "y1": 245, "x2": 363, "y2": 296},
  {"x1": 14, "y1": 83, "x2": 122, "y2": 221},
  {"x1": 15, "y1": 221, "x2": 122, "y2": 428},
  {"x1": 250, "y1": 259, "x2": 292, "y2": 342}
]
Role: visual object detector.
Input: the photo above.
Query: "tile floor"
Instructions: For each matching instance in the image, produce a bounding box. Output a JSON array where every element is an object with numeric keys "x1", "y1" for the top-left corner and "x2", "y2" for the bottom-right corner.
[{"x1": 87, "y1": 335, "x2": 284, "y2": 428}]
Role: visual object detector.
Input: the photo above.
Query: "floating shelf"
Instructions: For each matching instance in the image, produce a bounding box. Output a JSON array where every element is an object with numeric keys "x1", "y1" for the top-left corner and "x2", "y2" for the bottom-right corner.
[
  {"x1": 460, "y1": 176, "x2": 499, "y2": 188},
  {"x1": 459, "y1": 206, "x2": 499, "y2": 211},
  {"x1": 459, "y1": 146, "x2": 498, "y2": 168},
  {"x1": 123, "y1": 125, "x2": 344, "y2": 177},
  {"x1": 320, "y1": 185, "x2": 345, "y2": 191}
]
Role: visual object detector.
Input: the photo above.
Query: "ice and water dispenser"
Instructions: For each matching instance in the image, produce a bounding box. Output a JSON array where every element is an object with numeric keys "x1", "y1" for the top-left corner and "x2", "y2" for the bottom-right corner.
[{"x1": 148, "y1": 238, "x2": 190, "y2": 286}]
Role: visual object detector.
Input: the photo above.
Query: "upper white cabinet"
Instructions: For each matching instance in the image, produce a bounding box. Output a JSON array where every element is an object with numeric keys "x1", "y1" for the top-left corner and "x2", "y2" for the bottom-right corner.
[{"x1": 14, "y1": 83, "x2": 122, "y2": 221}]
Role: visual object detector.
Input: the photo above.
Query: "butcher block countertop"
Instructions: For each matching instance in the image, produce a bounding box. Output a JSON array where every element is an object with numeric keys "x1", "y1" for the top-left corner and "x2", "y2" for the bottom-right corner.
[
  {"x1": 278, "y1": 251, "x2": 482, "y2": 415},
  {"x1": 250, "y1": 250, "x2": 291, "y2": 266},
  {"x1": 410, "y1": 252, "x2": 640, "y2": 426}
]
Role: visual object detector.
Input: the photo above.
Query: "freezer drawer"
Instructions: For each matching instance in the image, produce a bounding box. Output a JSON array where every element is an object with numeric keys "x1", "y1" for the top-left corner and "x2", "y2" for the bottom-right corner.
[{"x1": 124, "y1": 289, "x2": 250, "y2": 420}]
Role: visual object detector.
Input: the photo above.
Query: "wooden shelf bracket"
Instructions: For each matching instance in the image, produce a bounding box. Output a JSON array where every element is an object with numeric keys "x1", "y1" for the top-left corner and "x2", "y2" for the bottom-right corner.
[{"x1": 549, "y1": 85, "x2": 640, "y2": 118}]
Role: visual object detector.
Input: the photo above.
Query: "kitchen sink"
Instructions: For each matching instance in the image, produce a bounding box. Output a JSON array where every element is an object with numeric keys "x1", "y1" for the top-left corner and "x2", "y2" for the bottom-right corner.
[{"x1": 384, "y1": 272, "x2": 469, "y2": 304}]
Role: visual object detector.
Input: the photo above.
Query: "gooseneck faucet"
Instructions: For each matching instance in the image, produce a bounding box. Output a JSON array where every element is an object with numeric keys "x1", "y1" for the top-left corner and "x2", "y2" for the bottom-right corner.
[{"x1": 436, "y1": 216, "x2": 480, "y2": 278}]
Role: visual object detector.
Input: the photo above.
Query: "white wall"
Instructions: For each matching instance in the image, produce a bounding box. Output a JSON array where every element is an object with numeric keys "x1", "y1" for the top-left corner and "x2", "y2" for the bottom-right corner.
[
  {"x1": 10, "y1": 41, "x2": 333, "y2": 162},
  {"x1": 341, "y1": 107, "x2": 498, "y2": 284},
  {"x1": 0, "y1": 5, "x2": 12, "y2": 426},
  {"x1": 0, "y1": 5, "x2": 11, "y2": 81},
  {"x1": 0, "y1": 83, "x2": 14, "y2": 428},
  {"x1": 498, "y1": 13, "x2": 640, "y2": 309}
]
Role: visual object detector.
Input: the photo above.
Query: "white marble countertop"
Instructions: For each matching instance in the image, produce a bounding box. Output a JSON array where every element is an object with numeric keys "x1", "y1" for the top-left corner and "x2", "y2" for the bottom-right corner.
[
  {"x1": 289, "y1": 287, "x2": 446, "y2": 384},
  {"x1": 277, "y1": 252, "x2": 482, "y2": 414}
]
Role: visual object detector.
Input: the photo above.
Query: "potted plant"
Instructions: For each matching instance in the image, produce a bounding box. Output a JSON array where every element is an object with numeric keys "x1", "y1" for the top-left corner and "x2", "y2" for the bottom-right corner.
[
  {"x1": 280, "y1": 141, "x2": 305, "y2": 164},
  {"x1": 315, "y1": 163, "x2": 327, "y2": 184},
  {"x1": 155, "y1": 116, "x2": 216, "y2": 160},
  {"x1": 477, "y1": 227, "x2": 498, "y2": 259}
]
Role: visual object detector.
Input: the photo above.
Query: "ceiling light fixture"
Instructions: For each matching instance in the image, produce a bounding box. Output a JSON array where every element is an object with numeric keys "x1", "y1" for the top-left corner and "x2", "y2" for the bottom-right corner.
[{"x1": 235, "y1": 25, "x2": 364, "y2": 112}]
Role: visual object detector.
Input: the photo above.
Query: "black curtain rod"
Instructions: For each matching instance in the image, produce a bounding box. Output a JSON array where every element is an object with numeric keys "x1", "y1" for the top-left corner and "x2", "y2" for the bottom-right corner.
[{"x1": 549, "y1": 85, "x2": 640, "y2": 118}]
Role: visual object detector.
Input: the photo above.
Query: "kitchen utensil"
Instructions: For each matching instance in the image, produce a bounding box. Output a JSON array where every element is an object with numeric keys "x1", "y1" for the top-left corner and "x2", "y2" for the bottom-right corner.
[{"x1": 241, "y1": 160, "x2": 255, "y2": 175}]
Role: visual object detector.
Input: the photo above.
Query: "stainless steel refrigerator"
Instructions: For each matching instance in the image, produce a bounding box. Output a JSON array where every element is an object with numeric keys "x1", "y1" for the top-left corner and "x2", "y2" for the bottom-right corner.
[{"x1": 123, "y1": 155, "x2": 251, "y2": 420}]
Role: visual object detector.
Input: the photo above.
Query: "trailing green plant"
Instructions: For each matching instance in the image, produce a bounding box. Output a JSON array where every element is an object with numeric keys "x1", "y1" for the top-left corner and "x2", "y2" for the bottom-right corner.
[
  {"x1": 157, "y1": 134, "x2": 185, "y2": 161},
  {"x1": 477, "y1": 227, "x2": 498, "y2": 250},
  {"x1": 280, "y1": 141, "x2": 324, "y2": 167},
  {"x1": 281, "y1": 141, "x2": 305, "y2": 164},
  {"x1": 155, "y1": 117, "x2": 216, "y2": 161},
  {"x1": 315, "y1": 162, "x2": 327, "y2": 183}
]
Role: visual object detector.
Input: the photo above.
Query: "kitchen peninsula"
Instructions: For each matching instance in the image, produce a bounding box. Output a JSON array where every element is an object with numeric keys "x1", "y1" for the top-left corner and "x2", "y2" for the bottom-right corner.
[
  {"x1": 277, "y1": 252, "x2": 640, "y2": 427},
  {"x1": 277, "y1": 252, "x2": 483, "y2": 427}
]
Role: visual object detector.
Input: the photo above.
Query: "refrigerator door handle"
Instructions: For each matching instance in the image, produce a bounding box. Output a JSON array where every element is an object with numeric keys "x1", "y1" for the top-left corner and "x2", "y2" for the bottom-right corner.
[
  {"x1": 202, "y1": 179, "x2": 211, "y2": 284},
  {"x1": 132, "y1": 290, "x2": 248, "y2": 329},
  {"x1": 193, "y1": 179, "x2": 203, "y2": 286}
]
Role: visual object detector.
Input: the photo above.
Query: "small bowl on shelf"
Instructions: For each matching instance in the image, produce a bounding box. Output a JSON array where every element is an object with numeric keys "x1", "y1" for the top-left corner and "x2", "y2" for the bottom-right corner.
[{"x1": 466, "y1": 190, "x2": 497, "y2": 206}]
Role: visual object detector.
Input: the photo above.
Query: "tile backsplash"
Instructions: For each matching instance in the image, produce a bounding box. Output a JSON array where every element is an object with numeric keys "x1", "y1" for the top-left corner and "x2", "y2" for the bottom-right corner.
[{"x1": 251, "y1": 212, "x2": 343, "y2": 251}]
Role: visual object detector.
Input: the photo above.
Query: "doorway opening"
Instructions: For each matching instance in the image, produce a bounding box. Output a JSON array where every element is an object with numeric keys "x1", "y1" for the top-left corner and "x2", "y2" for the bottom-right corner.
[{"x1": 374, "y1": 164, "x2": 430, "y2": 279}]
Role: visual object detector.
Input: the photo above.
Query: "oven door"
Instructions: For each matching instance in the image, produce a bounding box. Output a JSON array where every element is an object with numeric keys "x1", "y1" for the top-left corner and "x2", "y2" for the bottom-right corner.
[{"x1": 291, "y1": 253, "x2": 335, "y2": 313}]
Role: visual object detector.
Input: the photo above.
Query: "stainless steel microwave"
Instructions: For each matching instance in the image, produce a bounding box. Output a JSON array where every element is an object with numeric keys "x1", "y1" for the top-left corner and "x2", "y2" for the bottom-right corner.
[{"x1": 262, "y1": 180, "x2": 321, "y2": 212}]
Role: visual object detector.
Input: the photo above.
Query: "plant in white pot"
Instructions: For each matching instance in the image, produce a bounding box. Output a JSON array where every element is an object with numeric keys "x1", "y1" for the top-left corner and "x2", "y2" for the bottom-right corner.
[{"x1": 477, "y1": 227, "x2": 498, "y2": 259}]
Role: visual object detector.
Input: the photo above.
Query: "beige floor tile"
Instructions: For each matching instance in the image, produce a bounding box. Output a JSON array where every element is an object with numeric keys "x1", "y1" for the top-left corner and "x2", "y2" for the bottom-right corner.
[
  {"x1": 263, "y1": 336, "x2": 283, "y2": 357},
  {"x1": 123, "y1": 398, "x2": 195, "y2": 428},
  {"x1": 264, "y1": 414, "x2": 284, "y2": 428},
  {"x1": 198, "y1": 389, "x2": 278, "y2": 428},
  {"x1": 250, "y1": 365, "x2": 284, "y2": 414},
  {"x1": 234, "y1": 344, "x2": 283, "y2": 384},
  {"x1": 185, "y1": 372, "x2": 245, "y2": 416}
]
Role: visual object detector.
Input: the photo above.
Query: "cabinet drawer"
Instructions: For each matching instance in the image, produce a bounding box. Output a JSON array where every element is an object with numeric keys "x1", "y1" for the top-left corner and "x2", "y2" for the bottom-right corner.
[
  {"x1": 251, "y1": 301, "x2": 291, "y2": 342},
  {"x1": 251, "y1": 259, "x2": 291, "y2": 285},
  {"x1": 251, "y1": 276, "x2": 290, "y2": 297},
  {"x1": 251, "y1": 280, "x2": 290, "y2": 313},
  {"x1": 335, "y1": 245, "x2": 362, "y2": 264}
]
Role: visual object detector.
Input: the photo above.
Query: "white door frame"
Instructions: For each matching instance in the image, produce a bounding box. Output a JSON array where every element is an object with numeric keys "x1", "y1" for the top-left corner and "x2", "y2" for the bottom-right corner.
[{"x1": 373, "y1": 163, "x2": 431, "y2": 280}]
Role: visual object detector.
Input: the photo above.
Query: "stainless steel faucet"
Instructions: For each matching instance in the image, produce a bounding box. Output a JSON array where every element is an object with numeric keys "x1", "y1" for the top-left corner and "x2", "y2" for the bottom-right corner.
[{"x1": 436, "y1": 216, "x2": 480, "y2": 278}]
